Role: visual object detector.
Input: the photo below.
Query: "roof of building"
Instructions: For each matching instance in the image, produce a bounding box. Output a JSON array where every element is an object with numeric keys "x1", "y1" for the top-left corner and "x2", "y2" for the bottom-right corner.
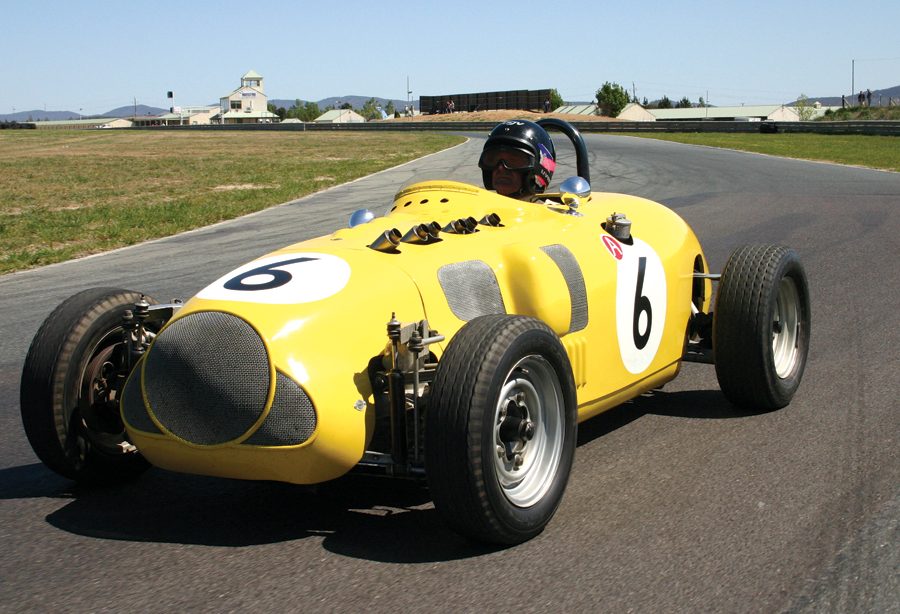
[
  {"x1": 314, "y1": 109, "x2": 365, "y2": 122},
  {"x1": 242, "y1": 70, "x2": 263, "y2": 79},
  {"x1": 554, "y1": 104, "x2": 599, "y2": 115},
  {"x1": 27, "y1": 118, "x2": 127, "y2": 127},
  {"x1": 649, "y1": 105, "x2": 793, "y2": 120}
]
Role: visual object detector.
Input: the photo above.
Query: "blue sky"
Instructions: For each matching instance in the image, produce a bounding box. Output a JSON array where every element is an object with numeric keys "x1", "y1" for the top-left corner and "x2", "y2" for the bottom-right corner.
[{"x1": 5, "y1": 0, "x2": 900, "y2": 115}]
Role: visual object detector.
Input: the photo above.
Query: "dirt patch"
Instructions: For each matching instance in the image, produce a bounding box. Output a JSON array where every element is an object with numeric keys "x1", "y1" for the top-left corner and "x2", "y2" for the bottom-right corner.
[
  {"x1": 378, "y1": 110, "x2": 624, "y2": 123},
  {"x1": 212, "y1": 184, "x2": 278, "y2": 191}
]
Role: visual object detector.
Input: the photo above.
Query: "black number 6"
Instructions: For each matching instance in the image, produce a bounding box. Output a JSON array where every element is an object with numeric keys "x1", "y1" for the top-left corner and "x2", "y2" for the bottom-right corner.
[
  {"x1": 224, "y1": 257, "x2": 317, "y2": 291},
  {"x1": 632, "y1": 256, "x2": 652, "y2": 350}
]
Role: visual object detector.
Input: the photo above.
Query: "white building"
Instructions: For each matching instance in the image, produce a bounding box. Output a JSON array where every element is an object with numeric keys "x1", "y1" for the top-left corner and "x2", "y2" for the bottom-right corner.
[
  {"x1": 213, "y1": 70, "x2": 280, "y2": 124},
  {"x1": 314, "y1": 109, "x2": 366, "y2": 123}
]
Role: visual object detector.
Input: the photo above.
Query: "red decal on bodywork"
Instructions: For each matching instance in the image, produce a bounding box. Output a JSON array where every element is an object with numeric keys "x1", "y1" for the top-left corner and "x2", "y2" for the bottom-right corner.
[{"x1": 602, "y1": 235, "x2": 623, "y2": 260}]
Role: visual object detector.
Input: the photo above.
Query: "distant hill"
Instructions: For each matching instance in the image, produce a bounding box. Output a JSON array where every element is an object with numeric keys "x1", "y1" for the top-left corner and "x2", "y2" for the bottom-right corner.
[
  {"x1": 0, "y1": 104, "x2": 167, "y2": 122},
  {"x1": 105, "y1": 105, "x2": 169, "y2": 118}
]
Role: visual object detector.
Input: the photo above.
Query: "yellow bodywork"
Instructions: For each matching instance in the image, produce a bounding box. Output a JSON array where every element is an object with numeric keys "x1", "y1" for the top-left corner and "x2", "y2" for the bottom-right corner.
[{"x1": 123, "y1": 181, "x2": 710, "y2": 484}]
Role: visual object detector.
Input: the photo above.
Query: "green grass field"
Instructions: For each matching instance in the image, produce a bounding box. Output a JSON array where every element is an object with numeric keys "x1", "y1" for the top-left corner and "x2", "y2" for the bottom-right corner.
[
  {"x1": 626, "y1": 132, "x2": 900, "y2": 172},
  {"x1": 0, "y1": 130, "x2": 463, "y2": 274}
]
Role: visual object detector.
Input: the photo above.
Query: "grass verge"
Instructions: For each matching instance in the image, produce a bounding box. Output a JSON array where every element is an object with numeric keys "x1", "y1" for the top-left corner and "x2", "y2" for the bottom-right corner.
[
  {"x1": 0, "y1": 130, "x2": 463, "y2": 274},
  {"x1": 624, "y1": 132, "x2": 900, "y2": 172}
]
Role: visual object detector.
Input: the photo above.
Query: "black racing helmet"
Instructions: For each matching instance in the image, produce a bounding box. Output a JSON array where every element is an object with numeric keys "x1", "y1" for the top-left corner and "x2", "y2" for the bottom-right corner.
[{"x1": 479, "y1": 120, "x2": 556, "y2": 196}]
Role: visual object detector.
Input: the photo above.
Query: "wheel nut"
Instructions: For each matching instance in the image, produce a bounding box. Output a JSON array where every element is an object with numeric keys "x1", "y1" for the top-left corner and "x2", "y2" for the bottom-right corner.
[
  {"x1": 497, "y1": 445, "x2": 505, "y2": 458},
  {"x1": 522, "y1": 420, "x2": 535, "y2": 440},
  {"x1": 513, "y1": 453, "x2": 524, "y2": 468}
]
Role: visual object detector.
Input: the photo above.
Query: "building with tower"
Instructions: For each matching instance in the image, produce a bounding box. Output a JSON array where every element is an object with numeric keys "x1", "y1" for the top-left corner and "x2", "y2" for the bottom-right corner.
[{"x1": 213, "y1": 70, "x2": 280, "y2": 124}]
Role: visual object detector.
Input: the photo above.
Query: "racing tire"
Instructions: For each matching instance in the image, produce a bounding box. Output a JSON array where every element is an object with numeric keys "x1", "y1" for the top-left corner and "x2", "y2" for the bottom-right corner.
[
  {"x1": 713, "y1": 245, "x2": 810, "y2": 410},
  {"x1": 425, "y1": 315, "x2": 577, "y2": 545},
  {"x1": 20, "y1": 288, "x2": 155, "y2": 484}
]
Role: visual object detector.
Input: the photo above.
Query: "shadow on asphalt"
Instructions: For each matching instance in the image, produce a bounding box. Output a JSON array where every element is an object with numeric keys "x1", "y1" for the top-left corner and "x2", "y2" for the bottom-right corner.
[{"x1": 2, "y1": 389, "x2": 764, "y2": 562}]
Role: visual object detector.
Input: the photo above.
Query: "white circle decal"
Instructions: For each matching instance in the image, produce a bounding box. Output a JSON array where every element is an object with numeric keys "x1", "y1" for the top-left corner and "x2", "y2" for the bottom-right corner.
[
  {"x1": 197, "y1": 253, "x2": 351, "y2": 304},
  {"x1": 613, "y1": 238, "x2": 667, "y2": 374}
]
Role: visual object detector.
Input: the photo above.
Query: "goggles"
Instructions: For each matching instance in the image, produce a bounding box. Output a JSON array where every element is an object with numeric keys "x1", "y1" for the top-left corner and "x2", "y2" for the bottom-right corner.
[{"x1": 478, "y1": 148, "x2": 533, "y2": 172}]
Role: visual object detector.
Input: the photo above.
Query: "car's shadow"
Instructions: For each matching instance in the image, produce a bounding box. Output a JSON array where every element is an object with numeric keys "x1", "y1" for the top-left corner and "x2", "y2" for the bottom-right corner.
[{"x1": 3, "y1": 388, "x2": 765, "y2": 562}]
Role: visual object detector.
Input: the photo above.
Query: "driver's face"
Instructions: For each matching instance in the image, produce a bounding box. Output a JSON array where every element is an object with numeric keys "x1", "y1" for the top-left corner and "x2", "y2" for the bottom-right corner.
[{"x1": 492, "y1": 165, "x2": 524, "y2": 196}]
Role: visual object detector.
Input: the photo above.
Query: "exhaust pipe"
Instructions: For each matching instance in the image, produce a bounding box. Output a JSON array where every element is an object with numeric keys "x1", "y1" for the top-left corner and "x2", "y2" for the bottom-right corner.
[
  {"x1": 479, "y1": 213, "x2": 502, "y2": 227},
  {"x1": 443, "y1": 217, "x2": 479, "y2": 234},
  {"x1": 401, "y1": 221, "x2": 442, "y2": 244},
  {"x1": 369, "y1": 228, "x2": 402, "y2": 252}
]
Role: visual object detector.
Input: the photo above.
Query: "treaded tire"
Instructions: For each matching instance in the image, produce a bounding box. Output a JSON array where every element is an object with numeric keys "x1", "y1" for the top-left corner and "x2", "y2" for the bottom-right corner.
[
  {"x1": 425, "y1": 315, "x2": 577, "y2": 545},
  {"x1": 713, "y1": 245, "x2": 811, "y2": 410},
  {"x1": 20, "y1": 288, "x2": 154, "y2": 484}
]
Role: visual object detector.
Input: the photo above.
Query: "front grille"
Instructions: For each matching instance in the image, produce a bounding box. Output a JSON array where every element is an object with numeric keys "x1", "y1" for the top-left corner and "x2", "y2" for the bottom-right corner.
[
  {"x1": 120, "y1": 360, "x2": 161, "y2": 434},
  {"x1": 243, "y1": 371, "x2": 317, "y2": 446},
  {"x1": 143, "y1": 312, "x2": 270, "y2": 445}
]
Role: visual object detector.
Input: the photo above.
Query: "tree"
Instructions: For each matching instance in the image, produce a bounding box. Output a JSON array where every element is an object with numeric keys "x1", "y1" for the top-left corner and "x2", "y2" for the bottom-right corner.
[
  {"x1": 595, "y1": 81, "x2": 630, "y2": 117},
  {"x1": 385, "y1": 101, "x2": 396, "y2": 116},
  {"x1": 657, "y1": 95, "x2": 673, "y2": 109},
  {"x1": 642, "y1": 97, "x2": 649, "y2": 107},
  {"x1": 676, "y1": 97, "x2": 693, "y2": 109},
  {"x1": 698, "y1": 96, "x2": 707, "y2": 108},
  {"x1": 299, "y1": 101, "x2": 320, "y2": 122},
  {"x1": 549, "y1": 88, "x2": 564, "y2": 110},
  {"x1": 359, "y1": 98, "x2": 381, "y2": 121},
  {"x1": 794, "y1": 94, "x2": 816, "y2": 121}
]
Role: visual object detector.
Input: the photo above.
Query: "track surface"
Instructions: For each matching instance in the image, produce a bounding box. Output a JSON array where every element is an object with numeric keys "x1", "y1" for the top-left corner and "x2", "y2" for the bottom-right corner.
[{"x1": 1, "y1": 134, "x2": 898, "y2": 612}]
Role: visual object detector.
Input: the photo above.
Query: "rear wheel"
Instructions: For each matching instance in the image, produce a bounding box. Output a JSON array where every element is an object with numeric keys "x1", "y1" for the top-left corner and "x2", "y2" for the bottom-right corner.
[
  {"x1": 426, "y1": 315, "x2": 577, "y2": 545},
  {"x1": 20, "y1": 288, "x2": 156, "y2": 484},
  {"x1": 713, "y1": 245, "x2": 810, "y2": 409}
]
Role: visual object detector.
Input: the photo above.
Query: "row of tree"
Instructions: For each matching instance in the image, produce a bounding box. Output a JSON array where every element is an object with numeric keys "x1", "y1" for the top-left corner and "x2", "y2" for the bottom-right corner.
[
  {"x1": 268, "y1": 98, "x2": 400, "y2": 122},
  {"x1": 595, "y1": 82, "x2": 708, "y2": 117}
]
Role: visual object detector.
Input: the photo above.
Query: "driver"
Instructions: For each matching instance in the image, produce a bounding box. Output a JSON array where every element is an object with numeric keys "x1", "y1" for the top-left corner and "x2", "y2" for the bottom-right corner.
[{"x1": 478, "y1": 120, "x2": 556, "y2": 199}]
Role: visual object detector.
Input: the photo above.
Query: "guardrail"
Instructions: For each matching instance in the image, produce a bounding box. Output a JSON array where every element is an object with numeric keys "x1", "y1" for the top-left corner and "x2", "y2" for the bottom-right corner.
[{"x1": 143, "y1": 119, "x2": 900, "y2": 136}]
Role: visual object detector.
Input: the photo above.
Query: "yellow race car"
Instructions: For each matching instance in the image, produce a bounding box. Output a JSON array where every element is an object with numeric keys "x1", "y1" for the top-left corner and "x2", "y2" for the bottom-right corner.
[{"x1": 20, "y1": 119, "x2": 810, "y2": 545}]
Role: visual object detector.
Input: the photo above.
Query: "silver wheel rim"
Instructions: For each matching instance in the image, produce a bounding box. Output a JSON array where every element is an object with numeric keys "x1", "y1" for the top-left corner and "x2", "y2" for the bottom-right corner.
[
  {"x1": 492, "y1": 355, "x2": 564, "y2": 508},
  {"x1": 772, "y1": 277, "x2": 801, "y2": 378}
]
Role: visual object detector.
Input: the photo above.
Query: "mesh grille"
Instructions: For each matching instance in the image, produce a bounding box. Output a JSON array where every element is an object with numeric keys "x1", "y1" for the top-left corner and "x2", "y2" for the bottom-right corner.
[
  {"x1": 438, "y1": 260, "x2": 506, "y2": 321},
  {"x1": 541, "y1": 244, "x2": 589, "y2": 332},
  {"x1": 243, "y1": 372, "x2": 317, "y2": 446},
  {"x1": 120, "y1": 362, "x2": 161, "y2": 434},
  {"x1": 144, "y1": 312, "x2": 270, "y2": 445}
]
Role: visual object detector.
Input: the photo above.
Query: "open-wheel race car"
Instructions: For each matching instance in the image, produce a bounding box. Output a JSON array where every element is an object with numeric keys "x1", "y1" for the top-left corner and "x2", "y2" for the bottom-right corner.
[{"x1": 20, "y1": 119, "x2": 811, "y2": 545}]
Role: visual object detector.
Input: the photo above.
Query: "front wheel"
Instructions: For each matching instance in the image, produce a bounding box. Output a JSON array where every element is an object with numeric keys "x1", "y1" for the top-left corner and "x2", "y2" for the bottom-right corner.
[
  {"x1": 20, "y1": 288, "x2": 157, "y2": 484},
  {"x1": 713, "y1": 245, "x2": 811, "y2": 410},
  {"x1": 425, "y1": 315, "x2": 577, "y2": 545}
]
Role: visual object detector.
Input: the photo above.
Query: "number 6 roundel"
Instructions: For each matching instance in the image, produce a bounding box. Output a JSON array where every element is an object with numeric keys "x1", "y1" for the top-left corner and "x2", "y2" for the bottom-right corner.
[
  {"x1": 197, "y1": 253, "x2": 352, "y2": 304},
  {"x1": 608, "y1": 237, "x2": 667, "y2": 374}
]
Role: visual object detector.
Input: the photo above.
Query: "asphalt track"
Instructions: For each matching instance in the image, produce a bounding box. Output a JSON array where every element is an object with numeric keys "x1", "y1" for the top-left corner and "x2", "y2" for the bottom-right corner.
[{"x1": 1, "y1": 134, "x2": 898, "y2": 612}]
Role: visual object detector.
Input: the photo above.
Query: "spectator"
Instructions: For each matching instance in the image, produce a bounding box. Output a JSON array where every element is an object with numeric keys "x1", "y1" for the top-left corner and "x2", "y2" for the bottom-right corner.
[{"x1": 866, "y1": 89, "x2": 872, "y2": 107}]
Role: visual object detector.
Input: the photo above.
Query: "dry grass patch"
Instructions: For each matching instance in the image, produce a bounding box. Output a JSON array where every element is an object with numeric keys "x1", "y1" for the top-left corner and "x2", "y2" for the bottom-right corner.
[{"x1": 0, "y1": 130, "x2": 463, "y2": 273}]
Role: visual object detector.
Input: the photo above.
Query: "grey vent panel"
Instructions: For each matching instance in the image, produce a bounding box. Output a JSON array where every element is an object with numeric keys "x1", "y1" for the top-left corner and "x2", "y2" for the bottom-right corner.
[
  {"x1": 120, "y1": 363, "x2": 161, "y2": 434},
  {"x1": 244, "y1": 372, "x2": 317, "y2": 446},
  {"x1": 438, "y1": 260, "x2": 506, "y2": 321},
  {"x1": 144, "y1": 311, "x2": 270, "y2": 445},
  {"x1": 541, "y1": 244, "x2": 589, "y2": 332}
]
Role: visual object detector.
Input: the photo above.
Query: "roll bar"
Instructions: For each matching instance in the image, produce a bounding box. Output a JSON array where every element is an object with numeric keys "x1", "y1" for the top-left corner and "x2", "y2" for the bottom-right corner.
[{"x1": 537, "y1": 118, "x2": 590, "y2": 184}]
